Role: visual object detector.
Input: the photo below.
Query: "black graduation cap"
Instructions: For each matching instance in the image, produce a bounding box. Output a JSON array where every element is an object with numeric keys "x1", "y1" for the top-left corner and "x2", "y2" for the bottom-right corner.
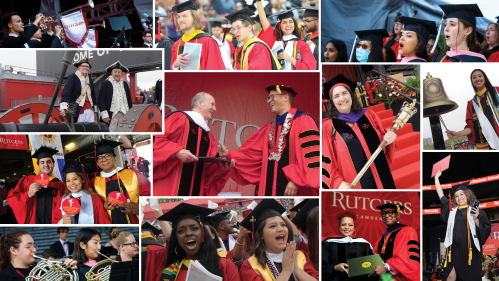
[
  {"x1": 323, "y1": 74, "x2": 357, "y2": 99},
  {"x1": 300, "y1": 6, "x2": 319, "y2": 18},
  {"x1": 205, "y1": 212, "x2": 230, "y2": 229},
  {"x1": 62, "y1": 159, "x2": 91, "y2": 174},
  {"x1": 496, "y1": 16, "x2": 499, "y2": 23},
  {"x1": 142, "y1": 221, "x2": 162, "y2": 236},
  {"x1": 290, "y1": 199, "x2": 308, "y2": 213},
  {"x1": 265, "y1": 85, "x2": 298, "y2": 97},
  {"x1": 439, "y1": 4, "x2": 483, "y2": 29},
  {"x1": 251, "y1": 15, "x2": 261, "y2": 25},
  {"x1": 225, "y1": 8, "x2": 255, "y2": 24},
  {"x1": 291, "y1": 199, "x2": 319, "y2": 233},
  {"x1": 240, "y1": 199, "x2": 285, "y2": 232},
  {"x1": 376, "y1": 203, "x2": 405, "y2": 213},
  {"x1": 211, "y1": 21, "x2": 223, "y2": 28},
  {"x1": 354, "y1": 29, "x2": 389, "y2": 47},
  {"x1": 32, "y1": 146, "x2": 58, "y2": 160},
  {"x1": 105, "y1": 61, "x2": 129, "y2": 73},
  {"x1": 157, "y1": 202, "x2": 215, "y2": 227},
  {"x1": 450, "y1": 181, "x2": 470, "y2": 197},
  {"x1": 172, "y1": 1, "x2": 197, "y2": 14},
  {"x1": 73, "y1": 57, "x2": 92, "y2": 69},
  {"x1": 95, "y1": 139, "x2": 122, "y2": 155},
  {"x1": 400, "y1": 16, "x2": 438, "y2": 43},
  {"x1": 269, "y1": 8, "x2": 295, "y2": 21}
]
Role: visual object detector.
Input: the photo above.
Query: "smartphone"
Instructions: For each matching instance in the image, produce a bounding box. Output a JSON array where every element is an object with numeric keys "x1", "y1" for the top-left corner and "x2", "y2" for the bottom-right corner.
[{"x1": 470, "y1": 200, "x2": 480, "y2": 214}]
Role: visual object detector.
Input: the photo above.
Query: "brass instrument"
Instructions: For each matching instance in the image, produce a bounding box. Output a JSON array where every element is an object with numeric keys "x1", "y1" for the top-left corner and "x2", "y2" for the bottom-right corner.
[
  {"x1": 39, "y1": 0, "x2": 95, "y2": 31},
  {"x1": 85, "y1": 251, "x2": 119, "y2": 281},
  {"x1": 90, "y1": 20, "x2": 106, "y2": 29},
  {"x1": 349, "y1": 99, "x2": 418, "y2": 188},
  {"x1": 27, "y1": 255, "x2": 79, "y2": 281}
]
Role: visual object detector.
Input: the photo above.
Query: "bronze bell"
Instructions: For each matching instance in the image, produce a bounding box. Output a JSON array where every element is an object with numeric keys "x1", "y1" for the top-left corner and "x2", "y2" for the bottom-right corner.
[{"x1": 423, "y1": 72, "x2": 458, "y2": 117}]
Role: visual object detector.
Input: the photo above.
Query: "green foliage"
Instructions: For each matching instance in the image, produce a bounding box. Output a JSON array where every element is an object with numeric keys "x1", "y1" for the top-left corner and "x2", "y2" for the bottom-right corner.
[{"x1": 403, "y1": 74, "x2": 420, "y2": 98}]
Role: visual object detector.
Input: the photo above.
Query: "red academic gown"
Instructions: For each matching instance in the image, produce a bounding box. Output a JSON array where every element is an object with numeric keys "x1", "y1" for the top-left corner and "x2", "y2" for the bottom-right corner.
[
  {"x1": 161, "y1": 258, "x2": 240, "y2": 281},
  {"x1": 489, "y1": 51, "x2": 499, "y2": 62},
  {"x1": 365, "y1": 81, "x2": 377, "y2": 105},
  {"x1": 228, "y1": 109, "x2": 319, "y2": 196},
  {"x1": 170, "y1": 31, "x2": 225, "y2": 70},
  {"x1": 240, "y1": 250, "x2": 319, "y2": 281},
  {"x1": 141, "y1": 233, "x2": 168, "y2": 281},
  {"x1": 383, "y1": 37, "x2": 401, "y2": 62},
  {"x1": 258, "y1": 26, "x2": 317, "y2": 70},
  {"x1": 154, "y1": 111, "x2": 230, "y2": 196},
  {"x1": 374, "y1": 225, "x2": 420, "y2": 281},
  {"x1": 7, "y1": 174, "x2": 65, "y2": 224},
  {"x1": 321, "y1": 110, "x2": 396, "y2": 189},
  {"x1": 51, "y1": 193, "x2": 112, "y2": 224},
  {"x1": 234, "y1": 43, "x2": 273, "y2": 70},
  {"x1": 464, "y1": 90, "x2": 499, "y2": 149}
]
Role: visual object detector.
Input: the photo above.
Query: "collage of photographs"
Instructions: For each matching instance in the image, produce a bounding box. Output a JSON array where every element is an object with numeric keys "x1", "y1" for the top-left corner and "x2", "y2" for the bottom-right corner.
[{"x1": 1, "y1": 0, "x2": 499, "y2": 280}]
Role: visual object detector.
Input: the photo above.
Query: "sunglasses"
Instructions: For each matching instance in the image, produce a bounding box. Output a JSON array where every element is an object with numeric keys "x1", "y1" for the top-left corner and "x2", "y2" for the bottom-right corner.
[{"x1": 356, "y1": 43, "x2": 369, "y2": 49}]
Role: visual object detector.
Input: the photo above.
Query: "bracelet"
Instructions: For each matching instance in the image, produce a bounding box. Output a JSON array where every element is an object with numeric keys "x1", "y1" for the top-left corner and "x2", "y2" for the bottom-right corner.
[{"x1": 236, "y1": 241, "x2": 244, "y2": 246}]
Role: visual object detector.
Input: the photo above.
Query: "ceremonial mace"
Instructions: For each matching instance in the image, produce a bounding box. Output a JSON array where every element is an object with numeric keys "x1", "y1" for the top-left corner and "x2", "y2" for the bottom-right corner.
[{"x1": 349, "y1": 99, "x2": 418, "y2": 188}]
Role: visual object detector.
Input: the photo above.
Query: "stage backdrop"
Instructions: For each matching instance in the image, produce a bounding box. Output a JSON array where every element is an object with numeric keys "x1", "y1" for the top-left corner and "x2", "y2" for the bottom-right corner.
[
  {"x1": 322, "y1": 191, "x2": 420, "y2": 247},
  {"x1": 163, "y1": 72, "x2": 320, "y2": 196}
]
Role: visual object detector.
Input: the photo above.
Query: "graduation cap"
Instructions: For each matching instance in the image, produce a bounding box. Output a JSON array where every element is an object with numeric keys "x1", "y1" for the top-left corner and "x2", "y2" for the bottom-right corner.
[
  {"x1": 62, "y1": 159, "x2": 91, "y2": 174},
  {"x1": 32, "y1": 146, "x2": 58, "y2": 160},
  {"x1": 240, "y1": 199, "x2": 286, "y2": 247},
  {"x1": 269, "y1": 8, "x2": 295, "y2": 21},
  {"x1": 265, "y1": 85, "x2": 297, "y2": 97},
  {"x1": 400, "y1": 16, "x2": 438, "y2": 43},
  {"x1": 323, "y1": 74, "x2": 357, "y2": 99},
  {"x1": 376, "y1": 203, "x2": 405, "y2": 213},
  {"x1": 142, "y1": 221, "x2": 162, "y2": 236},
  {"x1": 211, "y1": 21, "x2": 223, "y2": 28},
  {"x1": 205, "y1": 212, "x2": 230, "y2": 229},
  {"x1": 439, "y1": 4, "x2": 483, "y2": 29},
  {"x1": 73, "y1": 57, "x2": 92, "y2": 69},
  {"x1": 225, "y1": 8, "x2": 255, "y2": 24},
  {"x1": 251, "y1": 15, "x2": 261, "y2": 26},
  {"x1": 446, "y1": 181, "x2": 471, "y2": 211},
  {"x1": 172, "y1": 1, "x2": 197, "y2": 14},
  {"x1": 105, "y1": 61, "x2": 129, "y2": 73},
  {"x1": 300, "y1": 6, "x2": 319, "y2": 18},
  {"x1": 496, "y1": 16, "x2": 499, "y2": 23},
  {"x1": 355, "y1": 29, "x2": 389, "y2": 47},
  {"x1": 290, "y1": 199, "x2": 309, "y2": 213},
  {"x1": 291, "y1": 199, "x2": 319, "y2": 234},
  {"x1": 95, "y1": 139, "x2": 122, "y2": 155}
]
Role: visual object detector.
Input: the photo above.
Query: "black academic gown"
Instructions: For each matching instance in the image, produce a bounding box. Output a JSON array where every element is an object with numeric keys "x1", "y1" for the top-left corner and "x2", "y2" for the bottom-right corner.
[
  {"x1": 0, "y1": 263, "x2": 32, "y2": 281},
  {"x1": 155, "y1": 79, "x2": 162, "y2": 107},
  {"x1": 1, "y1": 24, "x2": 38, "y2": 48},
  {"x1": 29, "y1": 33, "x2": 62, "y2": 48},
  {"x1": 157, "y1": 37, "x2": 174, "y2": 70},
  {"x1": 440, "y1": 196, "x2": 491, "y2": 281},
  {"x1": 322, "y1": 237, "x2": 377, "y2": 281}
]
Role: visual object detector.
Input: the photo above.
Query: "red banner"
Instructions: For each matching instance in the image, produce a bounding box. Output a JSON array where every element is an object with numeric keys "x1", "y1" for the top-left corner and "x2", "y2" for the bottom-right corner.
[
  {"x1": 0, "y1": 135, "x2": 28, "y2": 150},
  {"x1": 322, "y1": 191, "x2": 420, "y2": 247},
  {"x1": 422, "y1": 174, "x2": 499, "y2": 191},
  {"x1": 423, "y1": 200, "x2": 499, "y2": 215}
]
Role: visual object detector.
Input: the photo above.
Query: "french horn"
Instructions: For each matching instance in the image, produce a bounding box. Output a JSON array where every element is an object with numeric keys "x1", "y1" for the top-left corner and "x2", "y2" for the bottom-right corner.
[
  {"x1": 85, "y1": 251, "x2": 119, "y2": 281},
  {"x1": 26, "y1": 254, "x2": 79, "y2": 281}
]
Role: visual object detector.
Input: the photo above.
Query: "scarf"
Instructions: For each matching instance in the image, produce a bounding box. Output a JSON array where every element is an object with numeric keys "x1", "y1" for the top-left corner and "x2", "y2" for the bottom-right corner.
[
  {"x1": 336, "y1": 108, "x2": 367, "y2": 123},
  {"x1": 59, "y1": 191, "x2": 94, "y2": 224},
  {"x1": 279, "y1": 34, "x2": 299, "y2": 70},
  {"x1": 446, "y1": 48, "x2": 486, "y2": 61},
  {"x1": 444, "y1": 205, "x2": 480, "y2": 266},
  {"x1": 471, "y1": 87, "x2": 499, "y2": 149},
  {"x1": 75, "y1": 70, "x2": 94, "y2": 108},
  {"x1": 108, "y1": 77, "x2": 128, "y2": 118}
]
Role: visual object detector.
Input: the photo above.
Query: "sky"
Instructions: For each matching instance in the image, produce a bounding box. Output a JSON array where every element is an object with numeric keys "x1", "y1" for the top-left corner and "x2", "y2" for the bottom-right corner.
[
  {"x1": 0, "y1": 50, "x2": 162, "y2": 90},
  {"x1": 421, "y1": 64, "x2": 499, "y2": 141}
]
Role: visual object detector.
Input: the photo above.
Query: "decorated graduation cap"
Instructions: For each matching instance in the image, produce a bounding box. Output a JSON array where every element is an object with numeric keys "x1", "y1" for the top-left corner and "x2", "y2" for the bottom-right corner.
[
  {"x1": 290, "y1": 199, "x2": 309, "y2": 213},
  {"x1": 157, "y1": 202, "x2": 215, "y2": 242},
  {"x1": 240, "y1": 199, "x2": 286, "y2": 247},
  {"x1": 95, "y1": 139, "x2": 122, "y2": 155},
  {"x1": 105, "y1": 61, "x2": 129, "y2": 73},
  {"x1": 376, "y1": 203, "x2": 405, "y2": 213},
  {"x1": 73, "y1": 57, "x2": 92, "y2": 69},
  {"x1": 32, "y1": 146, "x2": 58, "y2": 160},
  {"x1": 301, "y1": 6, "x2": 319, "y2": 18},
  {"x1": 400, "y1": 16, "x2": 438, "y2": 43},
  {"x1": 265, "y1": 85, "x2": 297, "y2": 97},
  {"x1": 205, "y1": 212, "x2": 230, "y2": 229},
  {"x1": 291, "y1": 199, "x2": 318, "y2": 234},
  {"x1": 62, "y1": 159, "x2": 91, "y2": 174},
  {"x1": 323, "y1": 73, "x2": 357, "y2": 99},
  {"x1": 142, "y1": 221, "x2": 162, "y2": 237},
  {"x1": 439, "y1": 4, "x2": 483, "y2": 30}
]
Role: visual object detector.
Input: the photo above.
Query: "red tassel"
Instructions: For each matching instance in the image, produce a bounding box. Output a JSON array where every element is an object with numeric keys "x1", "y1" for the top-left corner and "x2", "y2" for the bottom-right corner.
[
  {"x1": 82, "y1": 164, "x2": 90, "y2": 190},
  {"x1": 171, "y1": 12, "x2": 177, "y2": 34},
  {"x1": 222, "y1": 19, "x2": 228, "y2": 44},
  {"x1": 301, "y1": 28, "x2": 304, "y2": 40},
  {"x1": 278, "y1": 21, "x2": 282, "y2": 41},
  {"x1": 157, "y1": 19, "x2": 160, "y2": 35},
  {"x1": 200, "y1": 221, "x2": 205, "y2": 242}
]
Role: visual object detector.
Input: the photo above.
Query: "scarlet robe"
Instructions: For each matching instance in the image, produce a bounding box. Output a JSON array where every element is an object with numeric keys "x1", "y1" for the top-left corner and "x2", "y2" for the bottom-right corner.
[
  {"x1": 383, "y1": 38, "x2": 401, "y2": 62},
  {"x1": 141, "y1": 233, "x2": 168, "y2": 281},
  {"x1": 240, "y1": 250, "x2": 319, "y2": 281},
  {"x1": 170, "y1": 31, "x2": 225, "y2": 70},
  {"x1": 488, "y1": 51, "x2": 499, "y2": 62},
  {"x1": 365, "y1": 81, "x2": 377, "y2": 105},
  {"x1": 374, "y1": 225, "x2": 420, "y2": 281},
  {"x1": 258, "y1": 26, "x2": 317, "y2": 70},
  {"x1": 234, "y1": 42, "x2": 274, "y2": 70},
  {"x1": 464, "y1": 91, "x2": 499, "y2": 149},
  {"x1": 51, "y1": 193, "x2": 112, "y2": 224},
  {"x1": 153, "y1": 111, "x2": 230, "y2": 196},
  {"x1": 93, "y1": 168, "x2": 149, "y2": 224},
  {"x1": 7, "y1": 174, "x2": 65, "y2": 224},
  {"x1": 161, "y1": 258, "x2": 240, "y2": 281},
  {"x1": 322, "y1": 110, "x2": 396, "y2": 189}
]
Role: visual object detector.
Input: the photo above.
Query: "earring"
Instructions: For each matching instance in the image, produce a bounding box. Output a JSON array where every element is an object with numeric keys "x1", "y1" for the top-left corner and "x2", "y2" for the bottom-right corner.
[{"x1": 175, "y1": 246, "x2": 183, "y2": 257}]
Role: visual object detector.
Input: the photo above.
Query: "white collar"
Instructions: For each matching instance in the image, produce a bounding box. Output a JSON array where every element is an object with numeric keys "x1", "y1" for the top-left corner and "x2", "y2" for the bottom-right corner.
[
  {"x1": 60, "y1": 239, "x2": 68, "y2": 244},
  {"x1": 100, "y1": 167, "x2": 124, "y2": 178},
  {"x1": 266, "y1": 251, "x2": 283, "y2": 263},
  {"x1": 70, "y1": 190, "x2": 84, "y2": 198},
  {"x1": 9, "y1": 33, "x2": 19, "y2": 37},
  {"x1": 282, "y1": 34, "x2": 298, "y2": 41},
  {"x1": 184, "y1": 111, "x2": 210, "y2": 132}
]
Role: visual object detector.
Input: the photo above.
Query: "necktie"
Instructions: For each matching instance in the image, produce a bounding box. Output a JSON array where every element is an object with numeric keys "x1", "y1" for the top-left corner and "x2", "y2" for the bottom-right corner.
[{"x1": 63, "y1": 241, "x2": 68, "y2": 256}]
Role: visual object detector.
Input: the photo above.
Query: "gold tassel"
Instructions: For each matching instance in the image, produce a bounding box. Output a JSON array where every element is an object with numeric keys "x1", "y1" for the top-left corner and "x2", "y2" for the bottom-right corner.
[{"x1": 467, "y1": 206, "x2": 472, "y2": 266}]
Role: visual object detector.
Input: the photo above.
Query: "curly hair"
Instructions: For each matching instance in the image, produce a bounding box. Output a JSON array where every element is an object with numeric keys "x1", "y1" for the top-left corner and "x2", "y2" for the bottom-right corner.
[
  {"x1": 327, "y1": 85, "x2": 363, "y2": 120},
  {"x1": 451, "y1": 188, "x2": 477, "y2": 209},
  {"x1": 336, "y1": 211, "x2": 357, "y2": 226}
]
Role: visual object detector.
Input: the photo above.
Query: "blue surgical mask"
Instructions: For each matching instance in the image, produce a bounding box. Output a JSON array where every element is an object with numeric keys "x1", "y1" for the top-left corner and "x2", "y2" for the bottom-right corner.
[{"x1": 356, "y1": 47, "x2": 370, "y2": 62}]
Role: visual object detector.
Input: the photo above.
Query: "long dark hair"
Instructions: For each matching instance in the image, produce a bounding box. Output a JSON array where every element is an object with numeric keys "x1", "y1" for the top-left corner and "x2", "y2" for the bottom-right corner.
[
  {"x1": 207, "y1": 225, "x2": 222, "y2": 249},
  {"x1": 254, "y1": 216, "x2": 293, "y2": 267},
  {"x1": 306, "y1": 207, "x2": 319, "y2": 271},
  {"x1": 0, "y1": 230, "x2": 30, "y2": 271},
  {"x1": 166, "y1": 222, "x2": 222, "y2": 279},
  {"x1": 352, "y1": 42, "x2": 384, "y2": 62},
  {"x1": 470, "y1": 69, "x2": 498, "y2": 106},
  {"x1": 383, "y1": 46, "x2": 397, "y2": 62},
  {"x1": 327, "y1": 85, "x2": 363, "y2": 119},
  {"x1": 415, "y1": 34, "x2": 430, "y2": 62},
  {"x1": 327, "y1": 39, "x2": 348, "y2": 62},
  {"x1": 274, "y1": 17, "x2": 301, "y2": 40},
  {"x1": 74, "y1": 228, "x2": 101, "y2": 265}
]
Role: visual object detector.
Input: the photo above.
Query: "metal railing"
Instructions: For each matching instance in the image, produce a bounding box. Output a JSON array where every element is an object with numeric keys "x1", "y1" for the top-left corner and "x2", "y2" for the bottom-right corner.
[
  {"x1": 1, "y1": 65, "x2": 57, "y2": 78},
  {"x1": 371, "y1": 69, "x2": 420, "y2": 109},
  {"x1": 11, "y1": 97, "x2": 60, "y2": 108}
]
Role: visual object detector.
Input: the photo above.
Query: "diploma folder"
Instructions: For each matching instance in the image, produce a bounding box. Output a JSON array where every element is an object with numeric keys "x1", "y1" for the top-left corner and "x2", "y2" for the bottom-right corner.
[
  {"x1": 347, "y1": 254, "x2": 385, "y2": 278},
  {"x1": 197, "y1": 156, "x2": 230, "y2": 164}
]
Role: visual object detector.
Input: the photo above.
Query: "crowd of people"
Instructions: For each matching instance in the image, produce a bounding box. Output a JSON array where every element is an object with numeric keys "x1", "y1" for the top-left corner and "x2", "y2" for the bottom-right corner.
[
  {"x1": 324, "y1": 4, "x2": 499, "y2": 63},
  {"x1": 2, "y1": 139, "x2": 150, "y2": 225},
  {"x1": 141, "y1": 198, "x2": 319, "y2": 281}
]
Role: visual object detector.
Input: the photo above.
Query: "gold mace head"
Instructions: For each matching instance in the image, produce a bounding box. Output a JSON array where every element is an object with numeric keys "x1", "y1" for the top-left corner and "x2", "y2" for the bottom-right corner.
[{"x1": 391, "y1": 99, "x2": 418, "y2": 131}]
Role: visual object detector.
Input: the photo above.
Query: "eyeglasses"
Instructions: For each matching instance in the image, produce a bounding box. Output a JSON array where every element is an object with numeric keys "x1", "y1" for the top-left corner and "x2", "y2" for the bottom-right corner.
[
  {"x1": 380, "y1": 211, "x2": 397, "y2": 217},
  {"x1": 144, "y1": 35, "x2": 152, "y2": 37},
  {"x1": 394, "y1": 22, "x2": 404, "y2": 27},
  {"x1": 356, "y1": 43, "x2": 369, "y2": 49},
  {"x1": 24, "y1": 244, "x2": 38, "y2": 250},
  {"x1": 303, "y1": 19, "x2": 317, "y2": 23},
  {"x1": 122, "y1": 242, "x2": 138, "y2": 247},
  {"x1": 97, "y1": 153, "x2": 113, "y2": 162},
  {"x1": 230, "y1": 25, "x2": 247, "y2": 33},
  {"x1": 266, "y1": 93, "x2": 286, "y2": 102}
]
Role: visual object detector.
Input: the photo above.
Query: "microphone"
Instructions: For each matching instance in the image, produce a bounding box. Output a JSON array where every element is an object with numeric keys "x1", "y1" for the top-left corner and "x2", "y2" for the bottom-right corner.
[{"x1": 277, "y1": 49, "x2": 285, "y2": 66}]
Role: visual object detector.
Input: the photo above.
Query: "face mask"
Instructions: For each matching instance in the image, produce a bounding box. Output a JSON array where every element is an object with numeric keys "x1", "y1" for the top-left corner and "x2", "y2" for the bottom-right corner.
[{"x1": 356, "y1": 47, "x2": 370, "y2": 62}]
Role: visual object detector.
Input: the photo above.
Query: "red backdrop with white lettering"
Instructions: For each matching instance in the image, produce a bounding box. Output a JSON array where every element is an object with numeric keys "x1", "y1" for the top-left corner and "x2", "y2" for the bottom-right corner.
[
  {"x1": 163, "y1": 72, "x2": 320, "y2": 195},
  {"x1": 0, "y1": 135, "x2": 28, "y2": 150},
  {"x1": 322, "y1": 191, "x2": 420, "y2": 247}
]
